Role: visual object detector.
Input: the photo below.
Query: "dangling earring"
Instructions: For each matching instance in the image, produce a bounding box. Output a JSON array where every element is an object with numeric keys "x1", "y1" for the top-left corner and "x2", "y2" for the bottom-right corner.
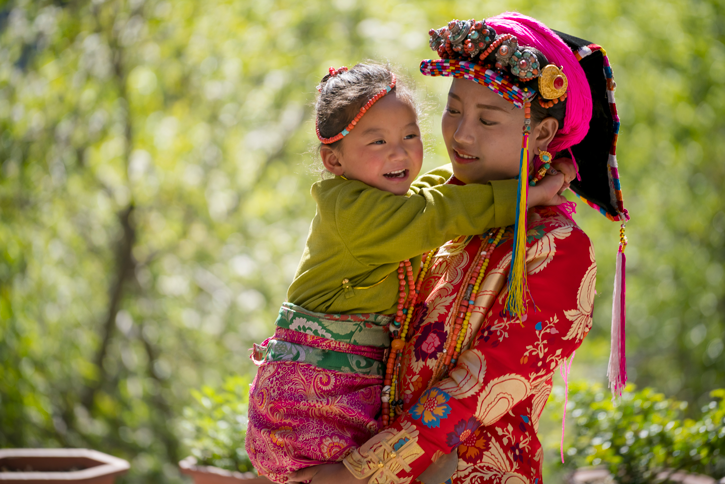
[{"x1": 530, "y1": 150, "x2": 553, "y2": 186}]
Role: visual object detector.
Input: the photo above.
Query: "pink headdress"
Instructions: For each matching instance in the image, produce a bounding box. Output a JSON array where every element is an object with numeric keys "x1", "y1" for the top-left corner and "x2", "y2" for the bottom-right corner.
[{"x1": 486, "y1": 13, "x2": 591, "y2": 155}]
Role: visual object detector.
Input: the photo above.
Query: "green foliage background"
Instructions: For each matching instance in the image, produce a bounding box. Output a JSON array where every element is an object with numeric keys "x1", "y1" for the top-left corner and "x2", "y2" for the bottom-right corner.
[
  {"x1": 547, "y1": 384, "x2": 725, "y2": 481},
  {"x1": 1, "y1": 0, "x2": 723, "y2": 482}
]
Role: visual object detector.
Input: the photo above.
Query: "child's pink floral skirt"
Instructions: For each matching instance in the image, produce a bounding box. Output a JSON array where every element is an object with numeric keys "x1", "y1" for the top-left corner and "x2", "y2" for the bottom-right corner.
[{"x1": 245, "y1": 303, "x2": 392, "y2": 483}]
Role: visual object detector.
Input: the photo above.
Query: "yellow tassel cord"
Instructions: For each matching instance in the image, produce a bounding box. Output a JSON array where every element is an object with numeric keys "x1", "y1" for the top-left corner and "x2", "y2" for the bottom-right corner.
[{"x1": 504, "y1": 101, "x2": 532, "y2": 321}]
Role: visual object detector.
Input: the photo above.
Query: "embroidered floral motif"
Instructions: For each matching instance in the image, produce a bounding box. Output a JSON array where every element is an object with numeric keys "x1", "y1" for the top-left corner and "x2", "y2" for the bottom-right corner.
[
  {"x1": 480, "y1": 323, "x2": 494, "y2": 343},
  {"x1": 518, "y1": 414, "x2": 530, "y2": 433},
  {"x1": 520, "y1": 315, "x2": 565, "y2": 378},
  {"x1": 474, "y1": 375, "x2": 530, "y2": 426},
  {"x1": 526, "y1": 224, "x2": 546, "y2": 243},
  {"x1": 247, "y1": 360, "x2": 382, "y2": 481},
  {"x1": 289, "y1": 317, "x2": 333, "y2": 339},
  {"x1": 446, "y1": 417, "x2": 481, "y2": 447},
  {"x1": 270, "y1": 426, "x2": 293, "y2": 448},
  {"x1": 410, "y1": 388, "x2": 452, "y2": 428},
  {"x1": 403, "y1": 373, "x2": 424, "y2": 405},
  {"x1": 413, "y1": 321, "x2": 447, "y2": 361},
  {"x1": 477, "y1": 315, "x2": 517, "y2": 346},
  {"x1": 510, "y1": 442, "x2": 524, "y2": 463},
  {"x1": 458, "y1": 425, "x2": 489, "y2": 460},
  {"x1": 409, "y1": 303, "x2": 429, "y2": 334},
  {"x1": 321, "y1": 435, "x2": 350, "y2": 459}
]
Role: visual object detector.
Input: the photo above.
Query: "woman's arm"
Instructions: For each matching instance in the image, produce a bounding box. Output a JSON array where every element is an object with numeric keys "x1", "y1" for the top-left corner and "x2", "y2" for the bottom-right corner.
[{"x1": 341, "y1": 219, "x2": 596, "y2": 484}]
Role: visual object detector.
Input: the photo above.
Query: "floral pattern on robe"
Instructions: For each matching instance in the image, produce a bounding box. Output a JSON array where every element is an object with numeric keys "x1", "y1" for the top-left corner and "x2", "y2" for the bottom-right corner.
[{"x1": 344, "y1": 205, "x2": 596, "y2": 484}]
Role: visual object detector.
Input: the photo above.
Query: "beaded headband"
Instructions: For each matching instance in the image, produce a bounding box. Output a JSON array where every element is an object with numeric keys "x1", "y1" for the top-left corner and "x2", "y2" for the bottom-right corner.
[
  {"x1": 328, "y1": 66, "x2": 347, "y2": 77},
  {"x1": 315, "y1": 72, "x2": 397, "y2": 145}
]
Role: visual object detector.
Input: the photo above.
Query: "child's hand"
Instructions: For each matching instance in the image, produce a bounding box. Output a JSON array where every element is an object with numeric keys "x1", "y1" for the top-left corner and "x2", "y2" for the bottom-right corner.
[
  {"x1": 527, "y1": 172, "x2": 567, "y2": 207},
  {"x1": 288, "y1": 463, "x2": 366, "y2": 484}
]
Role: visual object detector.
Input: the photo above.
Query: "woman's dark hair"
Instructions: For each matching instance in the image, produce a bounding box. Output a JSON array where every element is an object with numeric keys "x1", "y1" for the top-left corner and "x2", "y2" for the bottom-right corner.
[{"x1": 315, "y1": 63, "x2": 416, "y2": 150}]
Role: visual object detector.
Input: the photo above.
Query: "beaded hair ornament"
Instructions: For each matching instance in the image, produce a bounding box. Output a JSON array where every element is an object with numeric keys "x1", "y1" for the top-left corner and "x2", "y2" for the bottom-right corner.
[{"x1": 315, "y1": 67, "x2": 397, "y2": 145}]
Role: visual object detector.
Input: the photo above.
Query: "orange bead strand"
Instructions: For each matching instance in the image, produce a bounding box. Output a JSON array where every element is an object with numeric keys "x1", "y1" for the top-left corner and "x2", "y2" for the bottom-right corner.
[{"x1": 381, "y1": 250, "x2": 436, "y2": 428}]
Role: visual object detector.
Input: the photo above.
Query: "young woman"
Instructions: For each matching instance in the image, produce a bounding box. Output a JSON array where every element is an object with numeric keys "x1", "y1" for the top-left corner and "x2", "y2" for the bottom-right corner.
[{"x1": 291, "y1": 12, "x2": 629, "y2": 484}]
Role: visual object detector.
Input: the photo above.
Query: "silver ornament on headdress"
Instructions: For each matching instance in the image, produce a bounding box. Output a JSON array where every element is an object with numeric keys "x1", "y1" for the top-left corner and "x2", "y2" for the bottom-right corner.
[
  {"x1": 447, "y1": 19, "x2": 472, "y2": 54},
  {"x1": 463, "y1": 20, "x2": 494, "y2": 58},
  {"x1": 447, "y1": 19, "x2": 471, "y2": 44},
  {"x1": 494, "y1": 37, "x2": 518, "y2": 69},
  {"x1": 509, "y1": 48, "x2": 541, "y2": 80},
  {"x1": 429, "y1": 28, "x2": 445, "y2": 51}
]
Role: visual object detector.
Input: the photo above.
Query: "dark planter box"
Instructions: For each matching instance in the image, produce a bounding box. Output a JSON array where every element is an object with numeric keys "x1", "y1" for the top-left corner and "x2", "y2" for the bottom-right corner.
[
  {"x1": 0, "y1": 448, "x2": 129, "y2": 483},
  {"x1": 179, "y1": 457, "x2": 271, "y2": 484}
]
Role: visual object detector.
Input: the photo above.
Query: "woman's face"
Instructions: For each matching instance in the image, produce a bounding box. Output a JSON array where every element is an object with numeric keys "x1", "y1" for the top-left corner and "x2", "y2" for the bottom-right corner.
[{"x1": 441, "y1": 78, "x2": 538, "y2": 185}]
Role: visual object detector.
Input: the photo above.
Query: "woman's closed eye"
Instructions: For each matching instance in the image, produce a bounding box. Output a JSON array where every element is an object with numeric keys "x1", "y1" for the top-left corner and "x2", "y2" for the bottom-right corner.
[
  {"x1": 480, "y1": 118, "x2": 497, "y2": 126},
  {"x1": 445, "y1": 107, "x2": 460, "y2": 115}
]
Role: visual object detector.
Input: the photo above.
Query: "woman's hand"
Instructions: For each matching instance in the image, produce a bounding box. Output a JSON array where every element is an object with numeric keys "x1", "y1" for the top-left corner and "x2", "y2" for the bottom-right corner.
[
  {"x1": 287, "y1": 463, "x2": 367, "y2": 484},
  {"x1": 550, "y1": 158, "x2": 577, "y2": 194},
  {"x1": 527, "y1": 172, "x2": 567, "y2": 207},
  {"x1": 528, "y1": 157, "x2": 579, "y2": 207}
]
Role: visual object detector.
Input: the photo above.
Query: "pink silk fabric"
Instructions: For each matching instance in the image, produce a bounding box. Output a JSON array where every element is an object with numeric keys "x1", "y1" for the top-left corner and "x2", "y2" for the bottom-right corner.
[{"x1": 246, "y1": 360, "x2": 382, "y2": 483}]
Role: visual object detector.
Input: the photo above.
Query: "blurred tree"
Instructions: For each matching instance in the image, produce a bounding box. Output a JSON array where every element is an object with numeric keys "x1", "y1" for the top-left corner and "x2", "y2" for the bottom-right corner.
[{"x1": 0, "y1": 0, "x2": 723, "y2": 482}]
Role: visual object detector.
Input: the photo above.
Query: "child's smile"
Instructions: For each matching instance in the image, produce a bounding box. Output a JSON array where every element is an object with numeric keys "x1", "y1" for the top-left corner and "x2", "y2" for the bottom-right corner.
[{"x1": 320, "y1": 92, "x2": 424, "y2": 196}]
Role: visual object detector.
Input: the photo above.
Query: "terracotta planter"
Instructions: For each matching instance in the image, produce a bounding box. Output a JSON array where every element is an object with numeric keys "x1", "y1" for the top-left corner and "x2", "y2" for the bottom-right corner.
[
  {"x1": 179, "y1": 457, "x2": 271, "y2": 484},
  {"x1": 0, "y1": 448, "x2": 129, "y2": 483},
  {"x1": 569, "y1": 466, "x2": 719, "y2": 484}
]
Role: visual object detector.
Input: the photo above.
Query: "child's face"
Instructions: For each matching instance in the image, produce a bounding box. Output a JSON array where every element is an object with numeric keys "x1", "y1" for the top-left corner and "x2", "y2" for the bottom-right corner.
[
  {"x1": 441, "y1": 79, "x2": 538, "y2": 185},
  {"x1": 326, "y1": 92, "x2": 424, "y2": 196}
]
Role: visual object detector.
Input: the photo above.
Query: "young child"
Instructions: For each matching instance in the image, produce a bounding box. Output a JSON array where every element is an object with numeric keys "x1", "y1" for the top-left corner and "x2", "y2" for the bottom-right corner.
[{"x1": 244, "y1": 63, "x2": 565, "y2": 482}]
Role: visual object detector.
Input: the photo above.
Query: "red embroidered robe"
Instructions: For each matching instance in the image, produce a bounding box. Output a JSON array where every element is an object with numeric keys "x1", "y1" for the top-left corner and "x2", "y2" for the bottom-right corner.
[{"x1": 344, "y1": 200, "x2": 596, "y2": 484}]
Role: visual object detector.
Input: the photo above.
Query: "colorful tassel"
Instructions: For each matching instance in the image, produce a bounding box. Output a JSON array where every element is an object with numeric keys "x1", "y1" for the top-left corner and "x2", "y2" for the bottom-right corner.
[
  {"x1": 504, "y1": 102, "x2": 532, "y2": 320},
  {"x1": 607, "y1": 224, "x2": 628, "y2": 397}
]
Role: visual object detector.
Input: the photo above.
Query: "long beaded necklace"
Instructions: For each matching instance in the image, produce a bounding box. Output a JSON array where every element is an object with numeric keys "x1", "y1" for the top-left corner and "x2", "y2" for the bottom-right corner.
[
  {"x1": 427, "y1": 227, "x2": 505, "y2": 387},
  {"x1": 381, "y1": 251, "x2": 436, "y2": 427},
  {"x1": 381, "y1": 169, "x2": 549, "y2": 426},
  {"x1": 381, "y1": 228, "x2": 505, "y2": 427},
  {"x1": 381, "y1": 226, "x2": 504, "y2": 426}
]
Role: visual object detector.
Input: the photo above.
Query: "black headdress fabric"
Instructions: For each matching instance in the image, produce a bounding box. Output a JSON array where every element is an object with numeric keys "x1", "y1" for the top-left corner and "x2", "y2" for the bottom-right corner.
[{"x1": 554, "y1": 30, "x2": 620, "y2": 219}]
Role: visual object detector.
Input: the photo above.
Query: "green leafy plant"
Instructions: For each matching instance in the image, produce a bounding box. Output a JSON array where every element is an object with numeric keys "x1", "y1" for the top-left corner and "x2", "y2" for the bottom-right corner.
[
  {"x1": 549, "y1": 383, "x2": 725, "y2": 482},
  {"x1": 180, "y1": 376, "x2": 255, "y2": 473}
]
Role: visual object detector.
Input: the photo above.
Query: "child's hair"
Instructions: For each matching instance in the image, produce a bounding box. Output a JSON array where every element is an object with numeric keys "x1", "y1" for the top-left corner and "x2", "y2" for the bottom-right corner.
[{"x1": 315, "y1": 63, "x2": 417, "y2": 151}]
